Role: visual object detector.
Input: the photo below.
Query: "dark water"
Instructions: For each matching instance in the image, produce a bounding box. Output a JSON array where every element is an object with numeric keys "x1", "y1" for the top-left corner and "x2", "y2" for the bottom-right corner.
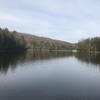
[{"x1": 0, "y1": 51, "x2": 100, "y2": 100}]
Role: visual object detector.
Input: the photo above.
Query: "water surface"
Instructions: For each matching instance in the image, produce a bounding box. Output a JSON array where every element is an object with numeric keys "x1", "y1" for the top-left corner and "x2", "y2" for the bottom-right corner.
[{"x1": 0, "y1": 51, "x2": 100, "y2": 100}]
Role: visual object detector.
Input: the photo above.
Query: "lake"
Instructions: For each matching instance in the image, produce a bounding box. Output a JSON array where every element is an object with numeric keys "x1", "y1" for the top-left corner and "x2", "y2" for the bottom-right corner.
[{"x1": 0, "y1": 51, "x2": 100, "y2": 100}]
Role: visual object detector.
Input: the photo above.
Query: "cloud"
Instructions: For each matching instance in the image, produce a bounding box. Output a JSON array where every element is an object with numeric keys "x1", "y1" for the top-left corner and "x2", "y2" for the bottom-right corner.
[
  {"x1": 0, "y1": 0, "x2": 100, "y2": 42},
  {"x1": 0, "y1": 13, "x2": 20, "y2": 22}
]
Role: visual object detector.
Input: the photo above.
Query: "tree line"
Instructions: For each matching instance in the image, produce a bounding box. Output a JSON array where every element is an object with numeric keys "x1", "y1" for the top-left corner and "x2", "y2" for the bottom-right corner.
[
  {"x1": 31, "y1": 40, "x2": 73, "y2": 51},
  {"x1": 0, "y1": 27, "x2": 74, "y2": 52},
  {"x1": 77, "y1": 37, "x2": 100, "y2": 52},
  {"x1": 0, "y1": 28, "x2": 26, "y2": 52}
]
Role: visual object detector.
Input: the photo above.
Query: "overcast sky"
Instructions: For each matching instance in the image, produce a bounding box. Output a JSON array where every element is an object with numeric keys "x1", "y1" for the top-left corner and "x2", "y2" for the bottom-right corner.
[{"x1": 0, "y1": 0, "x2": 100, "y2": 43}]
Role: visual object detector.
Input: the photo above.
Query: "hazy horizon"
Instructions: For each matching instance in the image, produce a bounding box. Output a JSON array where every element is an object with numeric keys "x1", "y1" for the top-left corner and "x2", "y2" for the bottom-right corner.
[{"x1": 0, "y1": 0, "x2": 100, "y2": 43}]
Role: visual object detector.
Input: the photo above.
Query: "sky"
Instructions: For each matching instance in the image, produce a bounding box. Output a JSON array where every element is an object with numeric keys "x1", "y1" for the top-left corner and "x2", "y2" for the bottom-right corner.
[{"x1": 0, "y1": 0, "x2": 100, "y2": 43}]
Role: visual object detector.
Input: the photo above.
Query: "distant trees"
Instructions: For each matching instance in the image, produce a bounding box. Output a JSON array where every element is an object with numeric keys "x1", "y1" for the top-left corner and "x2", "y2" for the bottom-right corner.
[
  {"x1": 0, "y1": 27, "x2": 74, "y2": 51},
  {"x1": 0, "y1": 28, "x2": 26, "y2": 52},
  {"x1": 31, "y1": 36, "x2": 100, "y2": 52},
  {"x1": 77, "y1": 37, "x2": 100, "y2": 52},
  {"x1": 31, "y1": 39, "x2": 74, "y2": 51}
]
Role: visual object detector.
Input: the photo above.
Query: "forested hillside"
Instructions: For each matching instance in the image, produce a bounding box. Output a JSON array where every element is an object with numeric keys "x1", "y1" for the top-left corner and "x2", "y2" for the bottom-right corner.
[
  {"x1": 77, "y1": 37, "x2": 100, "y2": 52},
  {"x1": 1, "y1": 27, "x2": 100, "y2": 53},
  {"x1": 13, "y1": 31, "x2": 74, "y2": 50},
  {"x1": 0, "y1": 28, "x2": 74, "y2": 51}
]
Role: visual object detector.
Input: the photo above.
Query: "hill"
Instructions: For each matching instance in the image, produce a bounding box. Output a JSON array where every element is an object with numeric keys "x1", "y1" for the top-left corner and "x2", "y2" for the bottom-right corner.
[{"x1": 12, "y1": 31, "x2": 74, "y2": 50}]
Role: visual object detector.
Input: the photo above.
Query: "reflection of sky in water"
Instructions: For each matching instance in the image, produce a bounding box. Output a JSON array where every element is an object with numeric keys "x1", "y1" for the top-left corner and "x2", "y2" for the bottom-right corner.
[{"x1": 0, "y1": 52, "x2": 100, "y2": 100}]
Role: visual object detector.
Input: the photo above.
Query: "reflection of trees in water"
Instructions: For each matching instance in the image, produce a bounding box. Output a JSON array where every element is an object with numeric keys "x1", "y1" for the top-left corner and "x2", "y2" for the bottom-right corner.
[
  {"x1": 75, "y1": 53, "x2": 100, "y2": 67},
  {"x1": 25, "y1": 51, "x2": 73, "y2": 62},
  {"x1": 0, "y1": 52, "x2": 26, "y2": 74},
  {"x1": 1, "y1": 51, "x2": 100, "y2": 73},
  {"x1": 0, "y1": 51, "x2": 73, "y2": 73}
]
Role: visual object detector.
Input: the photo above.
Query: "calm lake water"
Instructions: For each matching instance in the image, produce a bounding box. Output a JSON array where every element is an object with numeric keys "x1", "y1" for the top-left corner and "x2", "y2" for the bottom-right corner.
[{"x1": 0, "y1": 51, "x2": 100, "y2": 100}]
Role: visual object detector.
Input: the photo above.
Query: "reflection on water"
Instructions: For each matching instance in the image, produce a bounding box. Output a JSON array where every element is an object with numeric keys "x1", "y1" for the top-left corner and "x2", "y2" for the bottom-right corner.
[
  {"x1": 0, "y1": 51, "x2": 100, "y2": 100},
  {"x1": 0, "y1": 52, "x2": 26, "y2": 73},
  {"x1": 0, "y1": 51, "x2": 73, "y2": 73},
  {"x1": 1, "y1": 51, "x2": 100, "y2": 73},
  {"x1": 75, "y1": 53, "x2": 100, "y2": 67}
]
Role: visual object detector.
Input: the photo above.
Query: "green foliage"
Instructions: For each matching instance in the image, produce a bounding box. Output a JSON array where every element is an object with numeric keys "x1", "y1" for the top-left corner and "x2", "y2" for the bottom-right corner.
[{"x1": 0, "y1": 28, "x2": 26, "y2": 52}]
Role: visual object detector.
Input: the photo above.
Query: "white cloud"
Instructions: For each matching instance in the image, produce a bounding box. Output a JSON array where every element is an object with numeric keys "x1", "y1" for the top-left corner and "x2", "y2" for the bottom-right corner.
[
  {"x1": 0, "y1": 13, "x2": 20, "y2": 22},
  {"x1": 0, "y1": 0, "x2": 100, "y2": 42}
]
